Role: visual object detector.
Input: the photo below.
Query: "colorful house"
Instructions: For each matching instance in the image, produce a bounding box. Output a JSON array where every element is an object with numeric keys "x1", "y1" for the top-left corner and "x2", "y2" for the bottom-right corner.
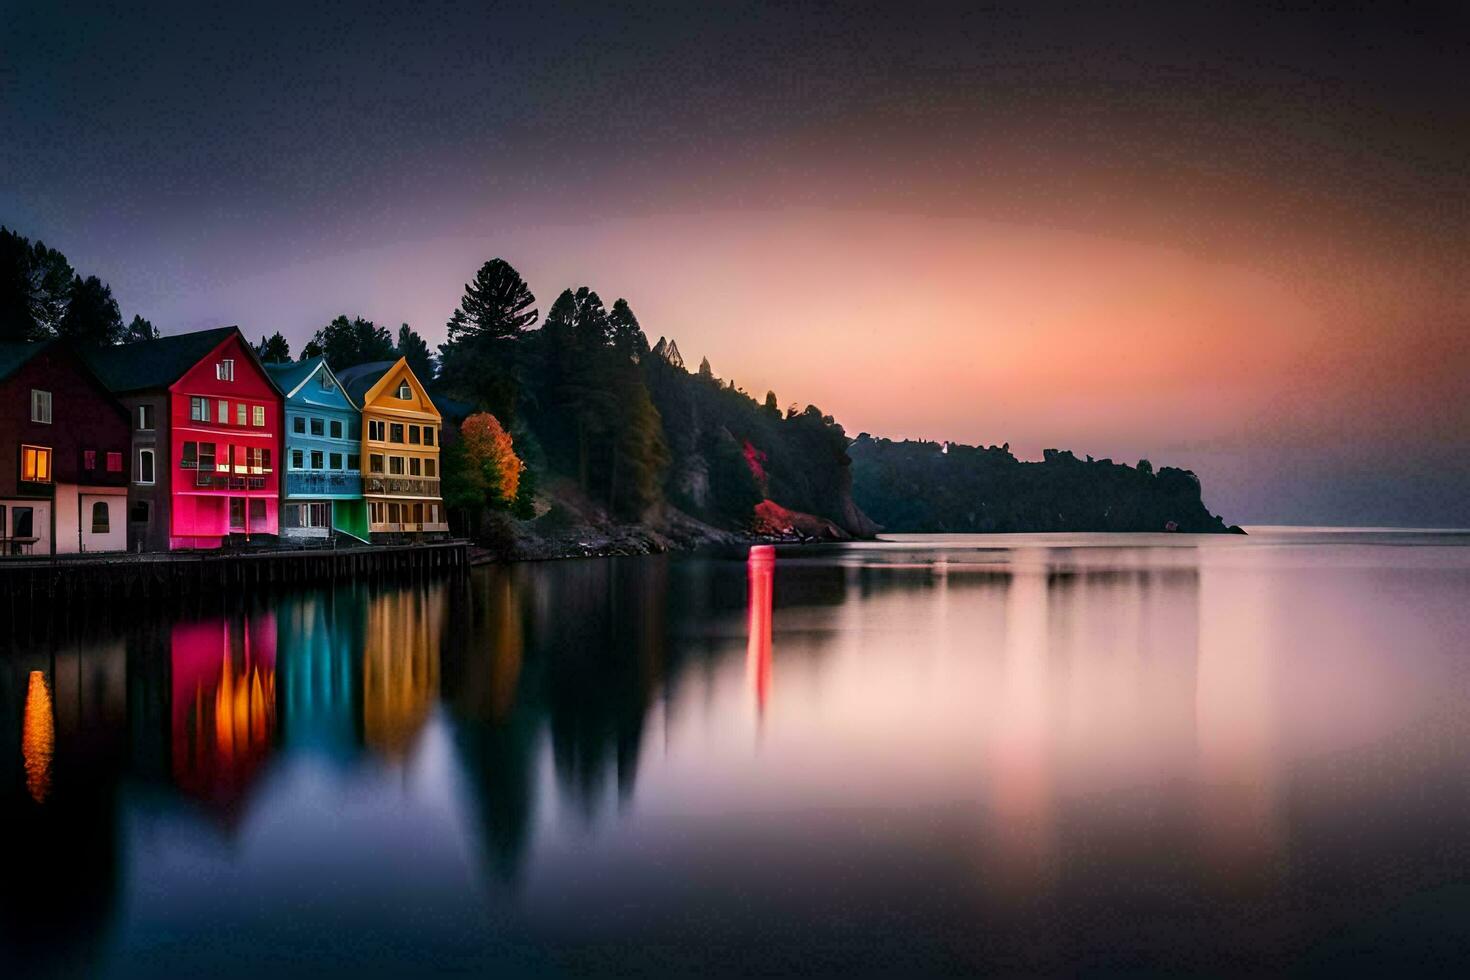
[
  {"x1": 87, "y1": 327, "x2": 283, "y2": 550},
  {"x1": 0, "y1": 340, "x2": 131, "y2": 555},
  {"x1": 264, "y1": 356, "x2": 369, "y2": 541},
  {"x1": 337, "y1": 358, "x2": 447, "y2": 538}
]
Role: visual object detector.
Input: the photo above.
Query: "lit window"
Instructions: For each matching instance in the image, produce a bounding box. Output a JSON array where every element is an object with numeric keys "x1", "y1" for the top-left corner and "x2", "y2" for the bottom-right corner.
[
  {"x1": 21, "y1": 445, "x2": 52, "y2": 483},
  {"x1": 191, "y1": 396, "x2": 209, "y2": 421},
  {"x1": 236, "y1": 402, "x2": 247, "y2": 426},
  {"x1": 216, "y1": 359, "x2": 234, "y2": 381},
  {"x1": 106, "y1": 451, "x2": 123, "y2": 472},
  {"x1": 91, "y1": 501, "x2": 110, "y2": 534},
  {"x1": 396, "y1": 381, "x2": 411, "y2": 399},
  {"x1": 138, "y1": 405, "x2": 155, "y2": 430},
  {"x1": 137, "y1": 449, "x2": 155, "y2": 485},
  {"x1": 217, "y1": 399, "x2": 228, "y2": 423},
  {"x1": 30, "y1": 389, "x2": 52, "y2": 424},
  {"x1": 252, "y1": 405, "x2": 265, "y2": 427}
]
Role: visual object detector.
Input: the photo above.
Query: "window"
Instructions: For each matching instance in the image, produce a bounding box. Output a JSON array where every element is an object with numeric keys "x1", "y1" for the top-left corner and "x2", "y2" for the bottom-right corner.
[
  {"x1": 424, "y1": 427, "x2": 435, "y2": 447},
  {"x1": 409, "y1": 457, "x2": 421, "y2": 476},
  {"x1": 413, "y1": 502, "x2": 424, "y2": 525},
  {"x1": 198, "y1": 443, "x2": 216, "y2": 472},
  {"x1": 84, "y1": 449, "x2": 97, "y2": 470},
  {"x1": 229, "y1": 498, "x2": 245, "y2": 530},
  {"x1": 293, "y1": 415, "x2": 306, "y2": 434},
  {"x1": 425, "y1": 458, "x2": 437, "y2": 478},
  {"x1": 217, "y1": 399, "x2": 228, "y2": 424},
  {"x1": 291, "y1": 449, "x2": 304, "y2": 469},
  {"x1": 369, "y1": 501, "x2": 384, "y2": 524},
  {"x1": 310, "y1": 417, "x2": 324, "y2": 436},
  {"x1": 216, "y1": 444, "x2": 230, "y2": 472},
  {"x1": 397, "y1": 381, "x2": 412, "y2": 399},
  {"x1": 262, "y1": 448, "x2": 272, "y2": 471},
  {"x1": 12, "y1": 506, "x2": 34, "y2": 539},
  {"x1": 311, "y1": 450, "x2": 324, "y2": 469},
  {"x1": 181, "y1": 442, "x2": 198, "y2": 468},
  {"x1": 106, "y1": 451, "x2": 123, "y2": 472},
  {"x1": 130, "y1": 500, "x2": 150, "y2": 523},
  {"x1": 330, "y1": 452, "x2": 343, "y2": 469},
  {"x1": 348, "y1": 453, "x2": 360, "y2": 470},
  {"x1": 137, "y1": 449, "x2": 155, "y2": 484},
  {"x1": 319, "y1": 371, "x2": 334, "y2": 391},
  {"x1": 388, "y1": 456, "x2": 404, "y2": 475},
  {"x1": 236, "y1": 402, "x2": 247, "y2": 426},
  {"x1": 138, "y1": 404, "x2": 155, "y2": 430},
  {"x1": 330, "y1": 419, "x2": 343, "y2": 439},
  {"x1": 368, "y1": 419, "x2": 385, "y2": 441},
  {"x1": 252, "y1": 405, "x2": 265, "y2": 427},
  {"x1": 216, "y1": 359, "x2": 234, "y2": 381},
  {"x1": 91, "y1": 501, "x2": 110, "y2": 534},
  {"x1": 429, "y1": 504, "x2": 439, "y2": 525},
  {"x1": 369, "y1": 453, "x2": 384, "y2": 473},
  {"x1": 247, "y1": 448, "x2": 265, "y2": 473},
  {"x1": 348, "y1": 417, "x2": 361, "y2": 440},
  {"x1": 408, "y1": 425, "x2": 421, "y2": 445},
  {"x1": 389, "y1": 423, "x2": 404, "y2": 443},
  {"x1": 248, "y1": 499, "x2": 266, "y2": 528},
  {"x1": 30, "y1": 389, "x2": 52, "y2": 424},
  {"x1": 388, "y1": 502, "x2": 401, "y2": 524},
  {"x1": 21, "y1": 445, "x2": 51, "y2": 483},
  {"x1": 191, "y1": 396, "x2": 209, "y2": 421}
]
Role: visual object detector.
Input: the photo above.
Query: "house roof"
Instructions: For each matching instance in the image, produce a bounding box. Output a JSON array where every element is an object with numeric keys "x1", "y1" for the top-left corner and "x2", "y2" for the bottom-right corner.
[
  {"x1": 83, "y1": 326, "x2": 240, "y2": 393},
  {"x1": 263, "y1": 356, "x2": 318, "y2": 394},
  {"x1": 335, "y1": 359, "x2": 399, "y2": 406},
  {"x1": 0, "y1": 341, "x2": 43, "y2": 382}
]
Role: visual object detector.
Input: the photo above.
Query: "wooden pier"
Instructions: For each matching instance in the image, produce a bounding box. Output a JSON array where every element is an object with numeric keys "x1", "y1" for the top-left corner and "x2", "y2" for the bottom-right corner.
[{"x1": 0, "y1": 540, "x2": 470, "y2": 611}]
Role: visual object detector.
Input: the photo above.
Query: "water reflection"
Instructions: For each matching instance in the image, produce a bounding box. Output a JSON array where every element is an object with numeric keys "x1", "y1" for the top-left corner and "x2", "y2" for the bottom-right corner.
[{"x1": 4, "y1": 531, "x2": 1470, "y2": 974}]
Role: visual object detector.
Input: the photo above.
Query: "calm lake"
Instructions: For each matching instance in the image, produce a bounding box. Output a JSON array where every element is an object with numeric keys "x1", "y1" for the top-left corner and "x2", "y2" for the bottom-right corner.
[{"x1": 4, "y1": 529, "x2": 1470, "y2": 976}]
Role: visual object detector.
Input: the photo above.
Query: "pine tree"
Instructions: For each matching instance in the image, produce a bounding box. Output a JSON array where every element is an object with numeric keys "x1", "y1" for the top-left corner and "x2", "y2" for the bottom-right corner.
[
  {"x1": 608, "y1": 298, "x2": 649, "y2": 360},
  {"x1": 395, "y1": 323, "x2": 435, "y2": 380},
  {"x1": 438, "y1": 258, "x2": 538, "y2": 423},
  {"x1": 56, "y1": 275, "x2": 124, "y2": 346},
  {"x1": 256, "y1": 330, "x2": 291, "y2": 361}
]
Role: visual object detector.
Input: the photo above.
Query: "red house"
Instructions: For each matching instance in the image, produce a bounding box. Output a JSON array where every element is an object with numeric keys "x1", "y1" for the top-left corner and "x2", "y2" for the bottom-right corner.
[
  {"x1": 87, "y1": 327, "x2": 283, "y2": 550},
  {"x1": 0, "y1": 340, "x2": 132, "y2": 554}
]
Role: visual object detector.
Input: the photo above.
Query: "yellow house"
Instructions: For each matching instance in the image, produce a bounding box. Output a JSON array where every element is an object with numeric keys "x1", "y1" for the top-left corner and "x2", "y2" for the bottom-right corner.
[{"x1": 337, "y1": 358, "x2": 447, "y2": 537}]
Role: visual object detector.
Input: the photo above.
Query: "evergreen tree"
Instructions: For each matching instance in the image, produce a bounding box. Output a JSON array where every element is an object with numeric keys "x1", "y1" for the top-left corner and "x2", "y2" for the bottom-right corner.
[
  {"x1": 763, "y1": 390, "x2": 780, "y2": 416},
  {"x1": 608, "y1": 298, "x2": 649, "y2": 360},
  {"x1": 395, "y1": 322, "x2": 435, "y2": 380},
  {"x1": 122, "y1": 315, "x2": 161, "y2": 344},
  {"x1": 256, "y1": 330, "x2": 291, "y2": 362},
  {"x1": 698, "y1": 356, "x2": 714, "y2": 381},
  {"x1": 300, "y1": 314, "x2": 394, "y2": 367},
  {"x1": 438, "y1": 258, "x2": 537, "y2": 424},
  {"x1": 0, "y1": 227, "x2": 74, "y2": 342},
  {"x1": 56, "y1": 275, "x2": 124, "y2": 346}
]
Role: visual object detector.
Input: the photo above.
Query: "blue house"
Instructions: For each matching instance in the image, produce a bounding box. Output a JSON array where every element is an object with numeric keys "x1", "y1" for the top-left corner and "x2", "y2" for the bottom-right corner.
[{"x1": 264, "y1": 357, "x2": 367, "y2": 541}]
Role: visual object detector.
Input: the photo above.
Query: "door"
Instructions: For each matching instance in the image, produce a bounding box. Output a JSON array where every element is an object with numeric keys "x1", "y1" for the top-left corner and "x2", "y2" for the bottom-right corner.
[{"x1": 229, "y1": 497, "x2": 246, "y2": 531}]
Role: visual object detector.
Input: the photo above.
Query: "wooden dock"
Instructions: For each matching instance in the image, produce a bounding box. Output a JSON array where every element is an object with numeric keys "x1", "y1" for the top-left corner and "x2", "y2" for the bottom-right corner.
[{"x1": 0, "y1": 540, "x2": 470, "y2": 611}]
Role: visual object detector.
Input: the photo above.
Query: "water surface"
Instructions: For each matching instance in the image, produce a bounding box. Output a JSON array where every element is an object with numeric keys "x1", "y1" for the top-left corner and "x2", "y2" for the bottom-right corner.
[{"x1": 4, "y1": 529, "x2": 1470, "y2": 975}]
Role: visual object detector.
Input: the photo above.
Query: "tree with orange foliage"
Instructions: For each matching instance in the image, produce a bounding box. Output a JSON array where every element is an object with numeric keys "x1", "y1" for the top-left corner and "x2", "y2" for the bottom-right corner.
[{"x1": 444, "y1": 412, "x2": 523, "y2": 515}]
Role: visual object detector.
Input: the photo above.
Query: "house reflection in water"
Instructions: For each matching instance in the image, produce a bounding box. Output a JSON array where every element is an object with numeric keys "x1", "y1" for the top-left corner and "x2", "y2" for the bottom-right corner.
[
  {"x1": 170, "y1": 615, "x2": 277, "y2": 807},
  {"x1": 22, "y1": 670, "x2": 54, "y2": 803},
  {"x1": 277, "y1": 589, "x2": 364, "y2": 758},
  {"x1": 362, "y1": 586, "x2": 444, "y2": 758},
  {"x1": 746, "y1": 545, "x2": 774, "y2": 713}
]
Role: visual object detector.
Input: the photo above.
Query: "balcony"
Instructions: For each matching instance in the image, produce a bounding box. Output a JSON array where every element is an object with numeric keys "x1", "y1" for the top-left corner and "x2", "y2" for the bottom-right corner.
[
  {"x1": 287, "y1": 471, "x2": 363, "y2": 498},
  {"x1": 363, "y1": 476, "x2": 441, "y2": 497},
  {"x1": 193, "y1": 473, "x2": 270, "y2": 491}
]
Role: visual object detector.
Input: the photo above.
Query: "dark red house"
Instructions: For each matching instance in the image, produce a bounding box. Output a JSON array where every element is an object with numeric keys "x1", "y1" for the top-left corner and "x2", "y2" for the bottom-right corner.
[{"x1": 0, "y1": 340, "x2": 132, "y2": 554}]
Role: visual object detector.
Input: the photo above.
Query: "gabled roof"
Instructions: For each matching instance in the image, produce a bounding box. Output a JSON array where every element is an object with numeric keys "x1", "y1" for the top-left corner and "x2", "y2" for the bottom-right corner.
[
  {"x1": 335, "y1": 360, "x2": 398, "y2": 406},
  {"x1": 266, "y1": 355, "x2": 358, "y2": 409},
  {"x1": 0, "y1": 341, "x2": 43, "y2": 382},
  {"x1": 83, "y1": 326, "x2": 241, "y2": 393}
]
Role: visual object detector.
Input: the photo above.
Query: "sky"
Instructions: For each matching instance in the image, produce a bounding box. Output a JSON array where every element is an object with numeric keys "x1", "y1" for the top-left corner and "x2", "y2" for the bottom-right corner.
[{"x1": 3, "y1": 1, "x2": 1467, "y2": 525}]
